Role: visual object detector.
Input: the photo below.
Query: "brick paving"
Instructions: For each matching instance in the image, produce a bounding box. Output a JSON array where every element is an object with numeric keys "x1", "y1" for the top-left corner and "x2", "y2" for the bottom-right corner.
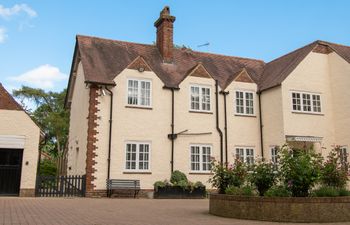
[{"x1": 0, "y1": 197, "x2": 349, "y2": 225}]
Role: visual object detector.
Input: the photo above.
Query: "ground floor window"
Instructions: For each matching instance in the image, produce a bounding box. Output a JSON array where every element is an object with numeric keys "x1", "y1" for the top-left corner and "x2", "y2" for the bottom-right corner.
[
  {"x1": 125, "y1": 142, "x2": 150, "y2": 171},
  {"x1": 235, "y1": 147, "x2": 255, "y2": 165},
  {"x1": 271, "y1": 146, "x2": 278, "y2": 164},
  {"x1": 190, "y1": 144, "x2": 211, "y2": 172},
  {"x1": 340, "y1": 146, "x2": 348, "y2": 170}
]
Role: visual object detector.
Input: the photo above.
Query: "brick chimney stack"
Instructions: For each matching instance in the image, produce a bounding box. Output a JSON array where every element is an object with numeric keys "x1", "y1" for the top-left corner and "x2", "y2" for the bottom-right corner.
[{"x1": 154, "y1": 6, "x2": 176, "y2": 63}]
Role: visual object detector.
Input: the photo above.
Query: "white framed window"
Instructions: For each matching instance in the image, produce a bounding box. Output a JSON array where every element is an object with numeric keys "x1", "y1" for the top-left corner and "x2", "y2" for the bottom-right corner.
[
  {"x1": 235, "y1": 91, "x2": 254, "y2": 115},
  {"x1": 271, "y1": 146, "x2": 278, "y2": 164},
  {"x1": 190, "y1": 85, "x2": 211, "y2": 112},
  {"x1": 125, "y1": 142, "x2": 150, "y2": 171},
  {"x1": 340, "y1": 146, "x2": 348, "y2": 169},
  {"x1": 190, "y1": 144, "x2": 211, "y2": 172},
  {"x1": 127, "y1": 79, "x2": 152, "y2": 107},
  {"x1": 291, "y1": 91, "x2": 322, "y2": 114},
  {"x1": 235, "y1": 147, "x2": 255, "y2": 165}
]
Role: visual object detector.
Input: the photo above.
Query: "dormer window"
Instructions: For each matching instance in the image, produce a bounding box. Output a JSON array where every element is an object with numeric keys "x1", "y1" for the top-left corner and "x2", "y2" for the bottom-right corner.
[
  {"x1": 190, "y1": 85, "x2": 211, "y2": 112},
  {"x1": 127, "y1": 79, "x2": 152, "y2": 107}
]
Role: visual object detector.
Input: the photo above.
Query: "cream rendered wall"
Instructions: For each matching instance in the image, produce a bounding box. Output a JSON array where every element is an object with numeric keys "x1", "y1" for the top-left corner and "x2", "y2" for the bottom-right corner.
[
  {"x1": 281, "y1": 52, "x2": 336, "y2": 156},
  {"x1": 224, "y1": 81, "x2": 261, "y2": 162},
  {"x1": 67, "y1": 62, "x2": 89, "y2": 175},
  {"x1": 261, "y1": 87, "x2": 285, "y2": 160},
  {"x1": 0, "y1": 110, "x2": 40, "y2": 189},
  {"x1": 175, "y1": 75, "x2": 220, "y2": 187},
  {"x1": 328, "y1": 52, "x2": 350, "y2": 148},
  {"x1": 94, "y1": 69, "x2": 172, "y2": 190}
]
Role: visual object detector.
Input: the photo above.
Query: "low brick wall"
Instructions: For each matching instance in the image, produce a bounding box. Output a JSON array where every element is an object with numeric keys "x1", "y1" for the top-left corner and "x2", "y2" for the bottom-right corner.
[{"x1": 209, "y1": 194, "x2": 350, "y2": 223}]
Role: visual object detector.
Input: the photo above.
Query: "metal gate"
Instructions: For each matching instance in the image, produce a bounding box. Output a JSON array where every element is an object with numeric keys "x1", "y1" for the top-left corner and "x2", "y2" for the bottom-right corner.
[
  {"x1": 0, "y1": 149, "x2": 23, "y2": 196},
  {"x1": 35, "y1": 175, "x2": 86, "y2": 197}
]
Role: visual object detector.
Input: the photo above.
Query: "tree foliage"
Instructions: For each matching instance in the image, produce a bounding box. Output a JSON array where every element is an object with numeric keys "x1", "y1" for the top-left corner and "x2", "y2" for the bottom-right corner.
[{"x1": 13, "y1": 86, "x2": 69, "y2": 158}]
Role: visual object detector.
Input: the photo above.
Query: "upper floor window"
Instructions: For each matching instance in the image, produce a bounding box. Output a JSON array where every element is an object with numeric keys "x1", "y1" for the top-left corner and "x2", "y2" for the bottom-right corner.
[
  {"x1": 190, "y1": 85, "x2": 211, "y2": 112},
  {"x1": 190, "y1": 144, "x2": 211, "y2": 172},
  {"x1": 291, "y1": 91, "x2": 321, "y2": 113},
  {"x1": 127, "y1": 79, "x2": 151, "y2": 107},
  {"x1": 235, "y1": 147, "x2": 254, "y2": 166},
  {"x1": 125, "y1": 142, "x2": 150, "y2": 171},
  {"x1": 235, "y1": 91, "x2": 254, "y2": 115}
]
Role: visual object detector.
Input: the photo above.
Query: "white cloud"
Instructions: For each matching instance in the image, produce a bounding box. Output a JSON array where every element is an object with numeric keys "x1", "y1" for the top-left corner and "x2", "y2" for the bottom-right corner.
[
  {"x1": 0, "y1": 27, "x2": 7, "y2": 43},
  {"x1": 9, "y1": 64, "x2": 68, "y2": 89},
  {"x1": 0, "y1": 4, "x2": 37, "y2": 20}
]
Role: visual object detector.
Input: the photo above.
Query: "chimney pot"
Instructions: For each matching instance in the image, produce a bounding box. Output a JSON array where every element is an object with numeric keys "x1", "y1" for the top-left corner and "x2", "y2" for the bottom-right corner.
[{"x1": 154, "y1": 6, "x2": 176, "y2": 63}]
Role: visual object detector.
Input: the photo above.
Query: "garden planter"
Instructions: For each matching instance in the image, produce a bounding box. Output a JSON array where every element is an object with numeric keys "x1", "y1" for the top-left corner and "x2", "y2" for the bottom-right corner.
[
  {"x1": 154, "y1": 186, "x2": 206, "y2": 199},
  {"x1": 209, "y1": 194, "x2": 350, "y2": 223}
]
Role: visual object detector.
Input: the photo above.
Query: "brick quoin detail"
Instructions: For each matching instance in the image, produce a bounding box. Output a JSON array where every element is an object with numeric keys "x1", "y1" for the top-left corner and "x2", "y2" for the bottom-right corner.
[{"x1": 85, "y1": 85, "x2": 99, "y2": 195}]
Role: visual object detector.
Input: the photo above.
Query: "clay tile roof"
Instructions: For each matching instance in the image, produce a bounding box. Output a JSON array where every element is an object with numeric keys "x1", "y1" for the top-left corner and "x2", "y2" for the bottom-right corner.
[
  {"x1": 259, "y1": 40, "x2": 350, "y2": 91},
  {"x1": 76, "y1": 35, "x2": 265, "y2": 89},
  {"x1": 0, "y1": 83, "x2": 22, "y2": 110}
]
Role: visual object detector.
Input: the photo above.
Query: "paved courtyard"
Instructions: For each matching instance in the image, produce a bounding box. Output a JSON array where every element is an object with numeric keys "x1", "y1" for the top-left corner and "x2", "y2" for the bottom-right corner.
[{"x1": 0, "y1": 197, "x2": 348, "y2": 225}]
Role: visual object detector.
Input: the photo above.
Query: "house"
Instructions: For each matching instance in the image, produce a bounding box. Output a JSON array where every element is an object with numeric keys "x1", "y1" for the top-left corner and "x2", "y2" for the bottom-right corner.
[
  {"x1": 0, "y1": 83, "x2": 41, "y2": 196},
  {"x1": 65, "y1": 6, "x2": 350, "y2": 197}
]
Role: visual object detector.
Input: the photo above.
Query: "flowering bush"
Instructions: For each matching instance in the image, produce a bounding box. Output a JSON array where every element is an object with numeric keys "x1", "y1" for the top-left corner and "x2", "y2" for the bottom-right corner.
[
  {"x1": 249, "y1": 160, "x2": 277, "y2": 196},
  {"x1": 209, "y1": 159, "x2": 247, "y2": 194},
  {"x1": 320, "y1": 147, "x2": 348, "y2": 188},
  {"x1": 279, "y1": 145, "x2": 323, "y2": 197}
]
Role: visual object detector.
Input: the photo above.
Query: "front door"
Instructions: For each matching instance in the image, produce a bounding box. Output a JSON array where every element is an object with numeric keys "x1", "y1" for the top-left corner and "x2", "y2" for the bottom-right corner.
[{"x1": 0, "y1": 149, "x2": 23, "y2": 196}]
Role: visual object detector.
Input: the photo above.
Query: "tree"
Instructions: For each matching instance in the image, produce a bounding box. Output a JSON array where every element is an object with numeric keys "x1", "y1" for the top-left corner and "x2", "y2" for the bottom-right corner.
[{"x1": 13, "y1": 86, "x2": 69, "y2": 174}]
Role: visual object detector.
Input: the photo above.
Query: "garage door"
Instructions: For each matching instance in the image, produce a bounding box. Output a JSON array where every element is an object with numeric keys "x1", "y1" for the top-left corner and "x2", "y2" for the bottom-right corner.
[{"x1": 0, "y1": 149, "x2": 23, "y2": 196}]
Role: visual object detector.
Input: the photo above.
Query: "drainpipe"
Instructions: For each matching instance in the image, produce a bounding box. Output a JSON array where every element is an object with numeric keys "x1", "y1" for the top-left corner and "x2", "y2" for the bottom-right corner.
[
  {"x1": 258, "y1": 91, "x2": 264, "y2": 158},
  {"x1": 105, "y1": 86, "x2": 114, "y2": 183},
  {"x1": 215, "y1": 80, "x2": 224, "y2": 165},
  {"x1": 220, "y1": 91, "x2": 229, "y2": 166},
  {"x1": 170, "y1": 88, "x2": 175, "y2": 173}
]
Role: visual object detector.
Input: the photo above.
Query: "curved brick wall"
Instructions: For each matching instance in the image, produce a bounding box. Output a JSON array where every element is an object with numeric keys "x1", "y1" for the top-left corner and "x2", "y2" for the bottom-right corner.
[{"x1": 209, "y1": 194, "x2": 350, "y2": 223}]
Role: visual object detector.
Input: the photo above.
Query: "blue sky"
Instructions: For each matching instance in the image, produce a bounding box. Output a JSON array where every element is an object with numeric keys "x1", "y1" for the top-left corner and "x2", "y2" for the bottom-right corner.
[{"x1": 0, "y1": 0, "x2": 349, "y2": 93}]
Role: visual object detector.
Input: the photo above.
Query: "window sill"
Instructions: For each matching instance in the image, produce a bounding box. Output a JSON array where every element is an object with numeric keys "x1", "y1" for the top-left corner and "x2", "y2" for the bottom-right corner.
[
  {"x1": 189, "y1": 172, "x2": 213, "y2": 175},
  {"x1": 125, "y1": 105, "x2": 152, "y2": 110},
  {"x1": 292, "y1": 111, "x2": 324, "y2": 116},
  {"x1": 234, "y1": 114, "x2": 256, "y2": 118},
  {"x1": 189, "y1": 110, "x2": 213, "y2": 114},
  {"x1": 123, "y1": 171, "x2": 152, "y2": 174}
]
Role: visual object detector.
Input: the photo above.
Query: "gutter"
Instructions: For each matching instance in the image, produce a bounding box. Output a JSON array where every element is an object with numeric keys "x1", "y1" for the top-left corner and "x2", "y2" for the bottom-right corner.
[
  {"x1": 258, "y1": 91, "x2": 264, "y2": 158},
  {"x1": 219, "y1": 90, "x2": 229, "y2": 166},
  {"x1": 215, "y1": 80, "x2": 224, "y2": 165},
  {"x1": 104, "y1": 86, "x2": 114, "y2": 185}
]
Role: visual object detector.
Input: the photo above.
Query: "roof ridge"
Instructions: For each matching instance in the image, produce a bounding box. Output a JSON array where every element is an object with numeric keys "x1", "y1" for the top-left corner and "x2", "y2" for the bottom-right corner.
[
  {"x1": 266, "y1": 41, "x2": 318, "y2": 64},
  {"x1": 317, "y1": 40, "x2": 350, "y2": 48},
  {"x1": 188, "y1": 49, "x2": 265, "y2": 63},
  {"x1": 76, "y1": 34, "x2": 265, "y2": 63},
  {"x1": 76, "y1": 34, "x2": 155, "y2": 48}
]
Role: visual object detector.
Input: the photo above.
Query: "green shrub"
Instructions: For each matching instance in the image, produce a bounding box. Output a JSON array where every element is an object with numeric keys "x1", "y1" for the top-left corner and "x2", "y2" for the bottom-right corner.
[
  {"x1": 170, "y1": 170, "x2": 188, "y2": 185},
  {"x1": 321, "y1": 147, "x2": 348, "y2": 188},
  {"x1": 312, "y1": 186, "x2": 350, "y2": 197},
  {"x1": 264, "y1": 185, "x2": 292, "y2": 197},
  {"x1": 209, "y1": 159, "x2": 247, "y2": 194},
  {"x1": 154, "y1": 180, "x2": 166, "y2": 189},
  {"x1": 176, "y1": 180, "x2": 189, "y2": 189},
  {"x1": 194, "y1": 181, "x2": 205, "y2": 188},
  {"x1": 225, "y1": 185, "x2": 255, "y2": 196},
  {"x1": 39, "y1": 159, "x2": 57, "y2": 176},
  {"x1": 338, "y1": 188, "x2": 350, "y2": 196},
  {"x1": 312, "y1": 186, "x2": 340, "y2": 197},
  {"x1": 279, "y1": 145, "x2": 323, "y2": 197},
  {"x1": 250, "y1": 161, "x2": 277, "y2": 196}
]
